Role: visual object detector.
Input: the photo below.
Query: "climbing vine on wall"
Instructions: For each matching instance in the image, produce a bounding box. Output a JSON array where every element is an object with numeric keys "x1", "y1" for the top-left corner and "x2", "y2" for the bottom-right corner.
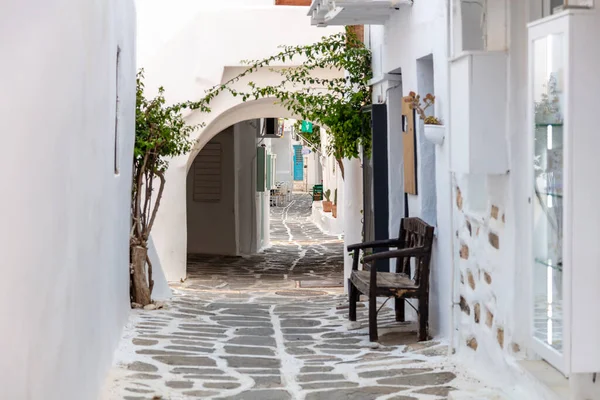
[{"x1": 190, "y1": 29, "x2": 372, "y2": 178}]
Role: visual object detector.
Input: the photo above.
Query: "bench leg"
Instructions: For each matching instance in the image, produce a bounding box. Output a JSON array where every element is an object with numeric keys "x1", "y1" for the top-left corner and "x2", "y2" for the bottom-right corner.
[
  {"x1": 418, "y1": 296, "x2": 429, "y2": 341},
  {"x1": 348, "y1": 279, "x2": 358, "y2": 322},
  {"x1": 369, "y1": 291, "x2": 378, "y2": 342},
  {"x1": 395, "y1": 298, "x2": 405, "y2": 322}
]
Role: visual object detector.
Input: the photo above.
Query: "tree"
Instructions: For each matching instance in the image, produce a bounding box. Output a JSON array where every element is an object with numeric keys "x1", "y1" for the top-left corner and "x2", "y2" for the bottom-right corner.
[
  {"x1": 191, "y1": 29, "x2": 372, "y2": 178},
  {"x1": 130, "y1": 70, "x2": 207, "y2": 306}
]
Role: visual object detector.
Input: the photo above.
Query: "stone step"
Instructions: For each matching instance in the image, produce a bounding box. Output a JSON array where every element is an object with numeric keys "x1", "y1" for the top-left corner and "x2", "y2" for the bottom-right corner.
[{"x1": 449, "y1": 389, "x2": 510, "y2": 400}]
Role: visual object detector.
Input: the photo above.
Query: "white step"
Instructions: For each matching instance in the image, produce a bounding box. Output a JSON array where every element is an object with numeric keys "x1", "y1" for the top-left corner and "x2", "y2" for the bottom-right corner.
[{"x1": 449, "y1": 389, "x2": 509, "y2": 400}]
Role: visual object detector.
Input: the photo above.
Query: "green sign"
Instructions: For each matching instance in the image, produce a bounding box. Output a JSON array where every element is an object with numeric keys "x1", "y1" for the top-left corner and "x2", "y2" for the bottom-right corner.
[{"x1": 301, "y1": 120, "x2": 313, "y2": 133}]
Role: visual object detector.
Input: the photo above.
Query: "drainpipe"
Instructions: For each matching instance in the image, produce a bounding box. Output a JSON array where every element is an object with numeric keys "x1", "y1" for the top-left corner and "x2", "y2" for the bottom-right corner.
[{"x1": 447, "y1": 0, "x2": 459, "y2": 357}]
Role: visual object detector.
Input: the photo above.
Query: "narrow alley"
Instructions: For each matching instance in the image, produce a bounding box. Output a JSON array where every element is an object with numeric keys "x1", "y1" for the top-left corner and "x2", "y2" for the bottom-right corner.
[{"x1": 103, "y1": 195, "x2": 491, "y2": 400}]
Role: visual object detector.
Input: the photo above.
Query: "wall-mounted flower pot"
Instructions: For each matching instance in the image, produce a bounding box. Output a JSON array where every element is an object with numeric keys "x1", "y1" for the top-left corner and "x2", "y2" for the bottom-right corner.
[
  {"x1": 424, "y1": 124, "x2": 445, "y2": 146},
  {"x1": 323, "y1": 201, "x2": 332, "y2": 212},
  {"x1": 332, "y1": 204, "x2": 337, "y2": 218}
]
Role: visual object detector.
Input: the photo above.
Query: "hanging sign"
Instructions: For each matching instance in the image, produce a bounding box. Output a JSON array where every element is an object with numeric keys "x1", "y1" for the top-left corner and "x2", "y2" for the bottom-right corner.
[{"x1": 301, "y1": 120, "x2": 313, "y2": 133}]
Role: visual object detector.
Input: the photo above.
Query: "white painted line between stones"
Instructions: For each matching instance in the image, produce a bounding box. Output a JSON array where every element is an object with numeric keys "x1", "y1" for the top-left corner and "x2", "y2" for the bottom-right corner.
[
  {"x1": 281, "y1": 200, "x2": 296, "y2": 242},
  {"x1": 269, "y1": 304, "x2": 304, "y2": 400}
]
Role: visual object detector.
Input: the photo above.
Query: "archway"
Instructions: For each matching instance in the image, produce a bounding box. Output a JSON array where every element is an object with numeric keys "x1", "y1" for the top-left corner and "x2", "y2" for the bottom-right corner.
[{"x1": 151, "y1": 98, "x2": 308, "y2": 283}]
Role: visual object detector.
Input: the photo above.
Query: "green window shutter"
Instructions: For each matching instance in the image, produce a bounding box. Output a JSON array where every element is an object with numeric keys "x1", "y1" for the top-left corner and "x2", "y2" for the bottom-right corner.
[
  {"x1": 266, "y1": 154, "x2": 272, "y2": 190},
  {"x1": 256, "y1": 146, "x2": 266, "y2": 192}
]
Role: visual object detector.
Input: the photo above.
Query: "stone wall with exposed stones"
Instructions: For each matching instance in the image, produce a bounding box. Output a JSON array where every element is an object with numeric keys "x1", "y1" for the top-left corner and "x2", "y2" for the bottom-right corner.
[{"x1": 452, "y1": 173, "x2": 522, "y2": 366}]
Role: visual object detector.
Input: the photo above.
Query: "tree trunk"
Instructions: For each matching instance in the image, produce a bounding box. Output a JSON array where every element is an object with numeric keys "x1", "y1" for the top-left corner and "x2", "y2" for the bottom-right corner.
[
  {"x1": 336, "y1": 157, "x2": 345, "y2": 180},
  {"x1": 131, "y1": 245, "x2": 151, "y2": 306}
]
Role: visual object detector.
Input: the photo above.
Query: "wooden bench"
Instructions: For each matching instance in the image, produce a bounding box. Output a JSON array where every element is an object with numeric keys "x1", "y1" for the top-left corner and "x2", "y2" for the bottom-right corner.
[{"x1": 347, "y1": 217, "x2": 435, "y2": 342}]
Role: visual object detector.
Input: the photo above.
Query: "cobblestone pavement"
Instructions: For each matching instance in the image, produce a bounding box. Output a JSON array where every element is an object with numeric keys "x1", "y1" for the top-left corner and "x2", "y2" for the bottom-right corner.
[{"x1": 104, "y1": 194, "x2": 489, "y2": 400}]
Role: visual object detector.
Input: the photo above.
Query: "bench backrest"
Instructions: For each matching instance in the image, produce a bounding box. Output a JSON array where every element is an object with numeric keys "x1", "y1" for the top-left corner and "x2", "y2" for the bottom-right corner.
[{"x1": 397, "y1": 217, "x2": 435, "y2": 289}]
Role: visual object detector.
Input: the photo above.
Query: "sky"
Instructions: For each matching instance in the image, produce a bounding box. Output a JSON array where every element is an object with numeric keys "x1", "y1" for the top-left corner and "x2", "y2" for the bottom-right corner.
[{"x1": 135, "y1": 0, "x2": 278, "y2": 65}]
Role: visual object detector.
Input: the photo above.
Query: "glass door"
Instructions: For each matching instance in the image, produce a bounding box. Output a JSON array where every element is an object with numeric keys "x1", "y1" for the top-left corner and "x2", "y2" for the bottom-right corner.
[{"x1": 531, "y1": 29, "x2": 566, "y2": 371}]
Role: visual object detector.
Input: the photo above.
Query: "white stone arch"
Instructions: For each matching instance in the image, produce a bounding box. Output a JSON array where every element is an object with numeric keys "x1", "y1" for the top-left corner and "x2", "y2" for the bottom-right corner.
[
  {"x1": 185, "y1": 97, "x2": 301, "y2": 173},
  {"x1": 151, "y1": 95, "x2": 313, "y2": 284}
]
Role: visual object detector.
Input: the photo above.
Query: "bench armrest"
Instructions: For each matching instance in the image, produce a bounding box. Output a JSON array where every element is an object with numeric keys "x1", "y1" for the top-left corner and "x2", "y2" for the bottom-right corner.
[
  {"x1": 347, "y1": 239, "x2": 400, "y2": 252},
  {"x1": 363, "y1": 247, "x2": 428, "y2": 263}
]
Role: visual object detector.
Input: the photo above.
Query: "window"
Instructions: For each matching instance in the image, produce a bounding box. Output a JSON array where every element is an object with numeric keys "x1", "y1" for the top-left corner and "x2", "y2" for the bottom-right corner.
[
  {"x1": 192, "y1": 143, "x2": 222, "y2": 202},
  {"x1": 114, "y1": 46, "x2": 121, "y2": 175}
]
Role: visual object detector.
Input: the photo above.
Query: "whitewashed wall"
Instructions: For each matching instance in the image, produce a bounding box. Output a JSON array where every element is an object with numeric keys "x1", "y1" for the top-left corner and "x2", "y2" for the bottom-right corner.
[
  {"x1": 0, "y1": 0, "x2": 136, "y2": 398},
  {"x1": 453, "y1": 2, "x2": 600, "y2": 398},
  {"x1": 187, "y1": 128, "x2": 237, "y2": 255},
  {"x1": 368, "y1": 0, "x2": 452, "y2": 338},
  {"x1": 235, "y1": 120, "x2": 261, "y2": 255},
  {"x1": 138, "y1": 4, "x2": 342, "y2": 281},
  {"x1": 185, "y1": 119, "x2": 267, "y2": 257},
  {"x1": 310, "y1": 125, "x2": 345, "y2": 236},
  {"x1": 271, "y1": 126, "x2": 294, "y2": 187},
  {"x1": 450, "y1": 0, "x2": 526, "y2": 372}
]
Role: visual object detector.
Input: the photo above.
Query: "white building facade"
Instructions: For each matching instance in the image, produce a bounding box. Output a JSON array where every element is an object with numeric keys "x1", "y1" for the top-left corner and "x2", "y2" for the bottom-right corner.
[
  {"x1": 0, "y1": 0, "x2": 136, "y2": 398},
  {"x1": 310, "y1": 0, "x2": 600, "y2": 398}
]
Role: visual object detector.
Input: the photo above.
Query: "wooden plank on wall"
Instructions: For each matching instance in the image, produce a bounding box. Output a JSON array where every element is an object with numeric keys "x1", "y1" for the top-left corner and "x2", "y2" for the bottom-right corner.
[
  {"x1": 275, "y1": 0, "x2": 311, "y2": 5},
  {"x1": 402, "y1": 96, "x2": 417, "y2": 195}
]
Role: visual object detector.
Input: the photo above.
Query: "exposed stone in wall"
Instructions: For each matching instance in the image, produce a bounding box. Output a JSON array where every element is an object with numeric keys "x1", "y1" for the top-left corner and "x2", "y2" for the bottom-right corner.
[
  {"x1": 511, "y1": 343, "x2": 520, "y2": 354},
  {"x1": 483, "y1": 272, "x2": 492, "y2": 285},
  {"x1": 491, "y1": 205, "x2": 499, "y2": 219},
  {"x1": 459, "y1": 296, "x2": 470, "y2": 315},
  {"x1": 467, "y1": 337, "x2": 478, "y2": 351},
  {"x1": 460, "y1": 244, "x2": 469, "y2": 259},
  {"x1": 486, "y1": 309, "x2": 494, "y2": 328},
  {"x1": 467, "y1": 270, "x2": 475, "y2": 290},
  {"x1": 452, "y1": 174, "x2": 512, "y2": 369},
  {"x1": 456, "y1": 187, "x2": 463, "y2": 210},
  {"x1": 488, "y1": 232, "x2": 499, "y2": 249}
]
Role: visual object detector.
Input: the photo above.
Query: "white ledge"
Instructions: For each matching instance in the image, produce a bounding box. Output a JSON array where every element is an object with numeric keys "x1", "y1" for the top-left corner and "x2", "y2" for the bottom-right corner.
[
  {"x1": 368, "y1": 73, "x2": 402, "y2": 86},
  {"x1": 308, "y1": 0, "x2": 409, "y2": 26}
]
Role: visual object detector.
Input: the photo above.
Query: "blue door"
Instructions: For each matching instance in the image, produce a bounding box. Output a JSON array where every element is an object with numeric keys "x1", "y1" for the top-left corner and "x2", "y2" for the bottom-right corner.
[{"x1": 293, "y1": 145, "x2": 304, "y2": 181}]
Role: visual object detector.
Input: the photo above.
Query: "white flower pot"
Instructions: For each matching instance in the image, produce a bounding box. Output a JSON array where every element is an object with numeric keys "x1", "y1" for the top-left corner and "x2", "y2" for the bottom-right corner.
[{"x1": 424, "y1": 124, "x2": 445, "y2": 146}]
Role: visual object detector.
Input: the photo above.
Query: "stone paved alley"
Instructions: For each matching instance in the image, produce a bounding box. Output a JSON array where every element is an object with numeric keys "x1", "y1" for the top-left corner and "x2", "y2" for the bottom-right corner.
[{"x1": 103, "y1": 194, "x2": 496, "y2": 400}]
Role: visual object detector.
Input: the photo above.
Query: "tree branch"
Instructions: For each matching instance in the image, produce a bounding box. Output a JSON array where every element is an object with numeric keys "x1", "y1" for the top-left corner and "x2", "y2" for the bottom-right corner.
[
  {"x1": 146, "y1": 253, "x2": 154, "y2": 295},
  {"x1": 145, "y1": 170, "x2": 166, "y2": 240}
]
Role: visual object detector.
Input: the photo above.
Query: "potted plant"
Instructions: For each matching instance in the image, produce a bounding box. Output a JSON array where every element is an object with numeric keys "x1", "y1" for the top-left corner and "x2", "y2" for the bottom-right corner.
[
  {"x1": 405, "y1": 91, "x2": 445, "y2": 145},
  {"x1": 332, "y1": 189, "x2": 338, "y2": 218},
  {"x1": 323, "y1": 189, "x2": 333, "y2": 212}
]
